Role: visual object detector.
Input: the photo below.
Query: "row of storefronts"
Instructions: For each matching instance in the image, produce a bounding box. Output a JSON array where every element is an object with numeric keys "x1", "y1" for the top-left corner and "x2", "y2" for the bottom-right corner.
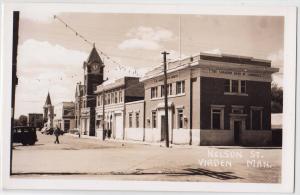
[{"x1": 85, "y1": 51, "x2": 279, "y2": 146}]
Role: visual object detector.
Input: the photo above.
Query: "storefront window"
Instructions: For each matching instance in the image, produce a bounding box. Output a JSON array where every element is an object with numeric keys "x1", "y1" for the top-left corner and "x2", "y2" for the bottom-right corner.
[
  {"x1": 129, "y1": 113, "x2": 133, "y2": 128},
  {"x1": 211, "y1": 106, "x2": 224, "y2": 129},
  {"x1": 136, "y1": 112, "x2": 139, "y2": 128}
]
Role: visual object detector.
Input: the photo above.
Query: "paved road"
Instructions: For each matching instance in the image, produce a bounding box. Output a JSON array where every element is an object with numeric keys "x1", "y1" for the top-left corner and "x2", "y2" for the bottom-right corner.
[{"x1": 12, "y1": 132, "x2": 281, "y2": 183}]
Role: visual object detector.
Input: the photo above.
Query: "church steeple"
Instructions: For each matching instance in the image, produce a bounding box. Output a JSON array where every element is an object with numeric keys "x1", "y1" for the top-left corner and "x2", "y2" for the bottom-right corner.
[{"x1": 44, "y1": 92, "x2": 52, "y2": 106}]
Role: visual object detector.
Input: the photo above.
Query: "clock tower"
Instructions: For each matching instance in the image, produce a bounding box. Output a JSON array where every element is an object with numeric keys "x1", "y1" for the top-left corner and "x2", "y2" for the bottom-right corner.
[
  {"x1": 80, "y1": 46, "x2": 105, "y2": 136},
  {"x1": 83, "y1": 46, "x2": 104, "y2": 96}
]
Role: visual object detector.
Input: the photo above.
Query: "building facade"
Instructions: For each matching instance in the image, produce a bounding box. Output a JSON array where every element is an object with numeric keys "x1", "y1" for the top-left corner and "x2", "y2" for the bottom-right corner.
[
  {"x1": 94, "y1": 77, "x2": 144, "y2": 140},
  {"x1": 53, "y1": 102, "x2": 76, "y2": 132},
  {"x1": 75, "y1": 46, "x2": 105, "y2": 136},
  {"x1": 28, "y1": 113, "x2": 43, "y2": 128},
  {"x1": 136, "y1": 53, "x2": 279, "y2": 146},
  {"x1": 74, "y1": 82, "x2": 84, "y2": 131}
]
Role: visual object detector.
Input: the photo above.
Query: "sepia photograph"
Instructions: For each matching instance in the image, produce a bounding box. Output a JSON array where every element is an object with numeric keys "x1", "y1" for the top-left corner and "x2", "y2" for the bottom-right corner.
[{"x1": 0, "y1": 2, "x2": 297, "y2": 193}]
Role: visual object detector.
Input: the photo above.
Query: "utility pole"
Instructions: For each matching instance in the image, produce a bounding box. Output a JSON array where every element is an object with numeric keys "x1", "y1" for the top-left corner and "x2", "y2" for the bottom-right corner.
[
  {"x1": 162, "y1": 51, "x2": 170, "y2": 148},
  {"x1": 102, "y1": 78, "x2": 108, "y2": 140},
  {"x1": 102, "y1": 88, "x2": 106, "y2": 140},
  {"x1": 11, "y1": 11, "x2": 19, "y2": 175}
]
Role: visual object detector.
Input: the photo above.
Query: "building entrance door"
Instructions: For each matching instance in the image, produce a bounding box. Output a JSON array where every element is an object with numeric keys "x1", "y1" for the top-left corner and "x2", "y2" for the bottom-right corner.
[
  {"x1": 115, "y1": 113, "x2": 123, "y2": 139},
  {"x1": 234, "y1": 120, "x2": 241, "y2": 145},
  {"x1": 161, "y1": 115, "x2": 166, "y2": 141}
]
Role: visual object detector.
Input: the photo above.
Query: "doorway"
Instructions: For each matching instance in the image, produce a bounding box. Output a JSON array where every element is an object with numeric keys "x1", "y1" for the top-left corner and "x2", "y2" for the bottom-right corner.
[
  {"x1": 161, "y1": 115, "x2": 166, "y2": 141},
  {"x1": 234, "y1": 120, "x2": 241, "y2": 145}
]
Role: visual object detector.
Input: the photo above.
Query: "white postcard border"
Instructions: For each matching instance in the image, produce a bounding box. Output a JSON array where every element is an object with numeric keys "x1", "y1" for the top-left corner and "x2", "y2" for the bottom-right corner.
[{"x1": 0, "y1": 2, "x2": 296, "y2": 193}]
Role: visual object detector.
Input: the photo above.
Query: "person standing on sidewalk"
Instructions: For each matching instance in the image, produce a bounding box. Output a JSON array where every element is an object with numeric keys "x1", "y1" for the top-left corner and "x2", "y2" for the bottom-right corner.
[{"x1": 54, "y1": 126, "x2": 61, "y2": 144}]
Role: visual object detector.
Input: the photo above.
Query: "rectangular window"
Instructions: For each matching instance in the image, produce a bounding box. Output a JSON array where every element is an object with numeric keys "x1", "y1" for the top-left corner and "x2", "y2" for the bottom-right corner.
[
  {"x1": 111, "y1": 93, "x2": 114, "y2": 104},
  {"x1": 168, "y1": 83, "x2": 172, "y2": 95},
  {"x1": 161, "y1": 85, "x2": 165, "y2": 97},
  {"x1": 119, "y1": 91, "x2": 123, "y2": 102},
  {"x1": 108, "y1": 94, "x2": 111, "y2": 104},
  {"x1": 224, "y1": 79, "x2": 247, "y2": 94},
  {"x1": 129, "y1": 113, "x2": 133, "y2": 128},
  {"x1": 115, "y1": 92, "x2": 118, "y2": 103},
  {"x1": 211, "y1": 106, "x2": 224, "y2": 130},
  {"x1": 251, "y1": 109, "x2": 262, "y2": 130},
  {"x1": 176, "y1": 80, "x2": 185, "y2": 94},
  {"x1": 224, "y1": 80, "x2": 230, "y2": 92},
  {"x1": 231, "y1": 80, "x2": 239, "y2": 93},
  {"x1": 178, "y1": 109, "x2": 184, "y2": 128},
  {"x1": 136, "y1": 112, "x2": 139, "y2": 128},
  {"x1": 161, "y1": 84, "x2": 172, "y2": 97},
  {"x1": 232, "y1": 108, "x2": 243, "y2": 114},
  {"x1": 241, "y1": 80, "x2": 246, "y2": 93},
  {"x1": 151, "y1": 87, "x2": 158, "y2": 99},
  {"x1": 152, "y1": 111, "x2": 157, "y2": 128}
]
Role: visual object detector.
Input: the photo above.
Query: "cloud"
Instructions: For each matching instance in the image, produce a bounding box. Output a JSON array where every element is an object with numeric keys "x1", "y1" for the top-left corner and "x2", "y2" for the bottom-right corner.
[
  {"x1": 204, "y1": 48, "x2": 222, "y2": 55},
  {"x1": 118, "y1": 26, "x2": 174, "y2": 50},
  {"x1": 15, "y1": 39, "x2": 88, "y2": 117},
  {"x1": 267, "y1": 49, "x2": 283, "y2": 66},
  {"x1": 20, "y1": 10, "x2": 58, "y2": 23}
]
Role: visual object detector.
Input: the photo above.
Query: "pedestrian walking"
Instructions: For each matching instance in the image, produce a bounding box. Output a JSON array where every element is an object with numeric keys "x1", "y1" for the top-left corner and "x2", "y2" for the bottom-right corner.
[{"x1": 54, "y1": 126, "x2": 61, "y2": 144}]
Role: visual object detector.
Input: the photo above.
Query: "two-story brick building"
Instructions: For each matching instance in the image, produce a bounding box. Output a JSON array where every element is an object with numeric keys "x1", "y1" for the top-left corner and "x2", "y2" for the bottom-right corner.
[{"x1": 136, "y1": 52, "x2": 279, "y2": 146}]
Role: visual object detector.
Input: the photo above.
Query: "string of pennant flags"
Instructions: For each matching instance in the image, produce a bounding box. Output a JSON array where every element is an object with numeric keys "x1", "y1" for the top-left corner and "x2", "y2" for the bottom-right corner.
[{"x1": 52, "y1": 15, "x2": 143, "y2": 80}]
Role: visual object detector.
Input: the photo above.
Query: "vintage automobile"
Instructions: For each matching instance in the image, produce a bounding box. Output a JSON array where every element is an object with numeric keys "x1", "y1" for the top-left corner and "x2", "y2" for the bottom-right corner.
[{"x1": 13, "y1": 126, "x2": 38, "y2": 146}]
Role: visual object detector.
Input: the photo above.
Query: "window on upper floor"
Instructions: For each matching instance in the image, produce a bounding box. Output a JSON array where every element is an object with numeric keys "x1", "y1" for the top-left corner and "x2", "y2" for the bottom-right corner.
[
  {"x1": 161, "y1": 83, "x2": 172, "y2": 97},
  {"x1": 119, "y1": 91, "x2": 123, "y2": 102},
  {"x1": 115, "y1": 92, "x2": 118, "y2": 103},
  {"x1": 224, "y1": 79, "x2": 247, "y2": 94},
  {"x1": 176, "y1": 80, "x2": 185, "y2": 95},
  {"x1": 111, "y1": 93, "x2": 114, "y2": 104},
  {"x1": 151, "y1": 87, "x2": 158, "y2": 99}
]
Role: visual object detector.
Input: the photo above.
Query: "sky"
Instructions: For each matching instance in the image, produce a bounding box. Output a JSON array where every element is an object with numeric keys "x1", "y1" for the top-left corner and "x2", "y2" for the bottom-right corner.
[{"x1": 15, "y1": 11, "x2": 284, "y2": 117}]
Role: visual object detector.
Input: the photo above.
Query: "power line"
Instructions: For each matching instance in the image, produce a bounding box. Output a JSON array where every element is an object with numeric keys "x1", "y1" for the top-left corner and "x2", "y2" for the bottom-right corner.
[{"x1": 53, "y1": 15, "x2": 143, "y2": 77}]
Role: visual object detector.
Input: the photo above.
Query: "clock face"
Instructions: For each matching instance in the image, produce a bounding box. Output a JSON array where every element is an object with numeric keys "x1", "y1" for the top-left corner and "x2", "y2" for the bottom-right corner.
[{"x1": 91, "y1": 64, "x2": 99, "y2": 71}]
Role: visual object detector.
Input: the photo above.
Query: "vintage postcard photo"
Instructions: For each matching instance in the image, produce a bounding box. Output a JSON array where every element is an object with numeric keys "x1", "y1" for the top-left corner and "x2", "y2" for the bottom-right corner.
[{"x1": 0, "y1": 2, "x2": 296, "y2": 193}]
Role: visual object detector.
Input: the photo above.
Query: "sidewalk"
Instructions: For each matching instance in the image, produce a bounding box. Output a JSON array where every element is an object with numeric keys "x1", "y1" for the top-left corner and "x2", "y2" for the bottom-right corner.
[{"x1": 64, "y1": 133, "x2": 281, "y2": 149}]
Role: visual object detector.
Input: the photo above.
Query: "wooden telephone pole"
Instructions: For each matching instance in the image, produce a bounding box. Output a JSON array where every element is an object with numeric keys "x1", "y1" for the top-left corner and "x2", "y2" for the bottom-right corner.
[{"x1": 162, "y1": 51, "x2": 170, "y2": 148}]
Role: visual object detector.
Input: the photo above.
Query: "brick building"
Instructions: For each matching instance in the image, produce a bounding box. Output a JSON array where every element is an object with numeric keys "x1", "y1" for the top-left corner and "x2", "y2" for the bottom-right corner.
[
  {"x1": 75, "y1": 46, "x2": 105, "y2": 136},
  {"x1": 94, "y1": 77, "x2": 144, "y2": 140},
  {"x1": 129, "y1": 52, "x2": 279, "y2": 146}
]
